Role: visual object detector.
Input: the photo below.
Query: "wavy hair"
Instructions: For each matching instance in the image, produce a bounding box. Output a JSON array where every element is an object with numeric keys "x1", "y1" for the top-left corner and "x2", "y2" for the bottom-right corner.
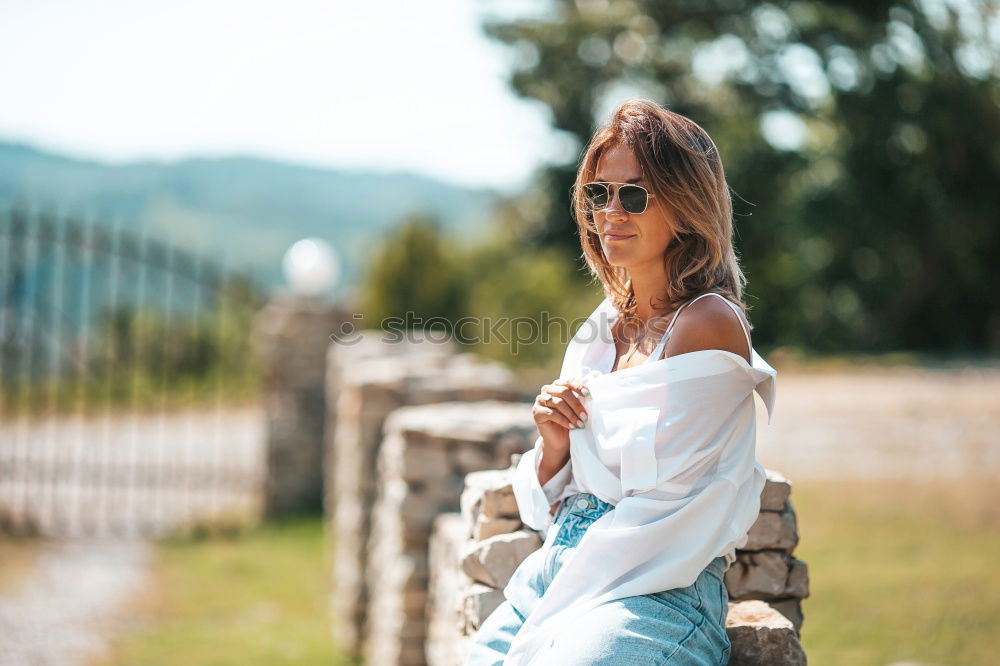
[{"x1": 570, "y1": 98, "x2": 752, "y2": 332}]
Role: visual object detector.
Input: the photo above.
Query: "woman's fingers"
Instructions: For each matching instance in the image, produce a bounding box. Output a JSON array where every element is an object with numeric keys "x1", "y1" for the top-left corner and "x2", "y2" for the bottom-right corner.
[
  {"x1": 565, "y1": 378, "x2": 591, "y2": 398},
  {"x1": 536, "y1": 404, "x2": 575, "y2": 430},
  {"x1": 537, "y1": 390, "x2": 578, "y2": 429},
  {"x1": 542, "y1": 379, "x2": 589, "y2": 428},
  {"x1": 553, "y1": 379, "x2": 589, "y2": 423}
]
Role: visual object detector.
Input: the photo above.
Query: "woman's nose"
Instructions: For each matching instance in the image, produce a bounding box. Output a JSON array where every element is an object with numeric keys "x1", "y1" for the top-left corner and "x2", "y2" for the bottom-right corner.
[{"x1": 605, "y1": 187, "x2": 627, "y2": 218}]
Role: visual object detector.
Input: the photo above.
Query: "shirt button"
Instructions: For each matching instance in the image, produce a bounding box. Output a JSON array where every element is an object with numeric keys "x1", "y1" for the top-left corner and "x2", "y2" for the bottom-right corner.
[{"x1": 575, "y1": 499, "x2": 589, "y2": 509}]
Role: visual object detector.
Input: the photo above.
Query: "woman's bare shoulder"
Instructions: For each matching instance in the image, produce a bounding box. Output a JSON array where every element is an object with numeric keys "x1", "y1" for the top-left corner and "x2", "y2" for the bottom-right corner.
[{"x1": 665, "y1": 294, "x2": 751, "y2": 363}]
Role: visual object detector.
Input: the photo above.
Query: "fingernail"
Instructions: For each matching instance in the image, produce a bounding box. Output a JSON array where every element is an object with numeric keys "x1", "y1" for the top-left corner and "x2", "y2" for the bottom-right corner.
[
  {"x1": 576, "y1": 419, "x2": 584, "y2": 428},
  {"x1": 581, "y1": 412, "x2": 588, "y2": 420}
]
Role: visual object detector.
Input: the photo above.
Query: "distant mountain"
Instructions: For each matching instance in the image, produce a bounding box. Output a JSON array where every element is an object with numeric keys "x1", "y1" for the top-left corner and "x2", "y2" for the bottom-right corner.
[{"x1": 0, "y1": 141, "x2": 502, "y2": 297}]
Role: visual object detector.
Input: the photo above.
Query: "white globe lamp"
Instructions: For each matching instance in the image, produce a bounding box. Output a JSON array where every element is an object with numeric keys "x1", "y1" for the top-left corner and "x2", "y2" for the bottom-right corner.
[{"x1": 282, "y1": 237, "x2": 339, "y2": 297}]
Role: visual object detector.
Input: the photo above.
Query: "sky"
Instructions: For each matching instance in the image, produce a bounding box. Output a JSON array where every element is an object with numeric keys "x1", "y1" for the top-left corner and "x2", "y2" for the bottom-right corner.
[
  {"x1": 6, "y1": 1, "x2": 977, "y2": 194},
  {"x1": 0, "y1": 0, "x2": 568, "y2": 194}
]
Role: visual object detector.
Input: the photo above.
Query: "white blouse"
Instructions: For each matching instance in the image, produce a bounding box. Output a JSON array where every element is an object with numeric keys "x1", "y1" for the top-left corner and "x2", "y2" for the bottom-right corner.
[{"x1": 504, "y1": 293, "x2": 777, "y2": 665}]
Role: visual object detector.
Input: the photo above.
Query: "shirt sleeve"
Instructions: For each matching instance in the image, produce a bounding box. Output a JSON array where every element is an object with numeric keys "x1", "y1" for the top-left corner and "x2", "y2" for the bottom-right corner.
[
  {"x1": 511, "y1": 435, "x2": 572, "y2": 532},
  {"x1": 502, "y1": 373, "x2": 766, "y2": 665}
]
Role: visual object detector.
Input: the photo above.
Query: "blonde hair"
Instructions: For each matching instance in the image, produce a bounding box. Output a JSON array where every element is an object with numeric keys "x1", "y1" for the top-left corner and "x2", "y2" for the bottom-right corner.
[{"x1": 570, "y1": 98, "x2": 752, "y2": 331}]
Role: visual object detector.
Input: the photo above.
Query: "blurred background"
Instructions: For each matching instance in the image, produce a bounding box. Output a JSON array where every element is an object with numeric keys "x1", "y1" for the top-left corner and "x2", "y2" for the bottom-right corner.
[{"x1": 0, "y1": 0, "x2": 997, "y2": 665}]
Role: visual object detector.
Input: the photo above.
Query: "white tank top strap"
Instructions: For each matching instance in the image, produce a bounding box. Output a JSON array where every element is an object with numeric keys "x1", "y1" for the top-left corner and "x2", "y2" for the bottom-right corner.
[
  {"x1": 703, "y1": 292, "x2": 753, "y2": 358},
  {"x1": 644, "y1": 332, "x2": 671, "y2": 366},
  {"x1": 643, "y1": 295, "x2": 701, "y2": 365},
  {"x1": 644, "y1": 291, "x2": 752, "y2": 364}
]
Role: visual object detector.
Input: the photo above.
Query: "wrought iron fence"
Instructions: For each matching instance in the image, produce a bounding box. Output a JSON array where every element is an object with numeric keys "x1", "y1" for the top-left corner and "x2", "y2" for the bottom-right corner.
[{"x1": 0, "y1": 206, "x2": 268, "y2": 539}]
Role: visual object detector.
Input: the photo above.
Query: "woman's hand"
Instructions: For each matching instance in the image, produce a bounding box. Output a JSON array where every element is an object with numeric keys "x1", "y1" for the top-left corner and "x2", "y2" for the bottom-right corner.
[{"x1": 532, "y1": 378, "x2": 590, "y2": 454}]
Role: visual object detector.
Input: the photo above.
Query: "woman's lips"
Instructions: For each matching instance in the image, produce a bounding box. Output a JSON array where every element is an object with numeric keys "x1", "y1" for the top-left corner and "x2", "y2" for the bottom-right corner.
[{"x1": 605, "y1": 233, "x2": 635, "y2": 241}]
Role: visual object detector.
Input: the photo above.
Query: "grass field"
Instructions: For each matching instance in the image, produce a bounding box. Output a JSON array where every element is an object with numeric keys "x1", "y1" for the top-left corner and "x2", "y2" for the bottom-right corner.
[
  {"x1": 98, "y1": 513, "x2": 357, "y2": 666},
  {"x1": 792, "y1": 478, "x2": 999, "y2": 666},
  {"x1": 90, "y1": 477, "x2": 1000, "y2": 665}
]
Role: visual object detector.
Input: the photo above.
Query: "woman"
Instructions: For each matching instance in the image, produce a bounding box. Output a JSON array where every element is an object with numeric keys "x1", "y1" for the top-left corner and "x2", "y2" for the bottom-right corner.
[{"x1": 464, "y1": 99, "x2": 778, "y2": 665}]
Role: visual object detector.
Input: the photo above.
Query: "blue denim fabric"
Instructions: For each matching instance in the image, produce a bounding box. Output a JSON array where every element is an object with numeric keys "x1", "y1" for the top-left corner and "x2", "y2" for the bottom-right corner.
[{"x1": 465, "y1": 492, "x2": 732, "y2": 665}]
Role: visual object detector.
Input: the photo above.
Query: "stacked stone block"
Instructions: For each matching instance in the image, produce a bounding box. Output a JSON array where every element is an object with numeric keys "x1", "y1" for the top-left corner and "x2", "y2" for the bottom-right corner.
[
  {"x1": 325, "y1": 343, "x2": 523, "y2": 659},
  {"x1": 252, "y1": 292, "x2": 348, "y2": 517},
  {"x1": 427, "y1": 460, "x2": 535, "y2": 664},
  {"x1": 725, "y1": 600, "x2": 807, "y2": 665},
  {"x1": 725, "y1": 469, "x2": 809, "y2": 636},
  {"x1": 426, "y1": 463, "x2": 809, "y2": 665},
  {"x1": 364, "y1": 401, "x2": 538, "y2": 666},
  {"x1": 427, "y1": 512, "x2": 470, "y2": 666},
  {"x1": 324, "y1": 328, "x2": 457, "y2": 654},
  {"x1": 720, "y1": 468, "x2": 809, "y2": 664}
]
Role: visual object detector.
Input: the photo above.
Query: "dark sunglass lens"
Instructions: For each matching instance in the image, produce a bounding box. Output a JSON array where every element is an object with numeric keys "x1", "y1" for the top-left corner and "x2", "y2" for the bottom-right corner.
[
  {"x1": 583, "y1": 183, "x2": 609, "y2": 208},
  {"x1": 619, "y1": 185, "x2": 648, "y2": 213}
]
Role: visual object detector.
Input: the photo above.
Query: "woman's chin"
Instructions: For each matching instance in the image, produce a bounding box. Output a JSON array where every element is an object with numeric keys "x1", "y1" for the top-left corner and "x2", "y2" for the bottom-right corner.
[{"x1": 603, "y1": 251, "x2": 635, "y2": 268}]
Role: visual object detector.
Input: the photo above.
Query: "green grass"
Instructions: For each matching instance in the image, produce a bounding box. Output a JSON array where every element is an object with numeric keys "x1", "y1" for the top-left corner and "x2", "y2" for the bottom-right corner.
[
  {"x1": 792, "y1": 478, "x2": 1000, "y2": 666},
  {"x1": 103, "y1": 513, "x2": 357, "y2": 666}
]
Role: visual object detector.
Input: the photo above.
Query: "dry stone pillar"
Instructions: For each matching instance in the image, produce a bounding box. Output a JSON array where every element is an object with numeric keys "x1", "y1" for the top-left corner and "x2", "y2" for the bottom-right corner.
[
  {"x1": 364, "y1": 401, "x2": 537, "y2": 666},
  {"x1": 326, "y1": 340, "x2": 525, "y2": 660},
  {"x1": 324, "y1": 328, "x2": 458, "y2": 532},
  {"x1": 252, "y1": 292, "x2": 347, "y2": 518},
  {"x1": 427, "y1": 513, "x2": 474, "y2": 666}
]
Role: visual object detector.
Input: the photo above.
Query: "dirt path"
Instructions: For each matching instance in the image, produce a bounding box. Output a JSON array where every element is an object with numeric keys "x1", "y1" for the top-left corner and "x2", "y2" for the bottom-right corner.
[
  {"x1": 0, "y1": 407, "x2": 263, "y2": 664},
  {"x1": 0, "y1": 538, "x2": 152, "y2": 666},
  {"x1": 754, "y1": 366, "x2": 1000, "y2": 481}
]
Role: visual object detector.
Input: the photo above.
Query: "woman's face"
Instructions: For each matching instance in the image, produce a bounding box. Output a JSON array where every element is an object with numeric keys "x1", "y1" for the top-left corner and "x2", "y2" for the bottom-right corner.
[{"x1": 591, "y1": 144, "x2": 678, "y2": 270}]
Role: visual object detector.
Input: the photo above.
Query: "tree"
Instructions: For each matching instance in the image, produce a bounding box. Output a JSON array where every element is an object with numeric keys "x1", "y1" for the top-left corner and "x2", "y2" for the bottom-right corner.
[
  {"x1": 481, "y1": 0, "x2": 1000, "y2": 352},
  {"x1": 360, "y1": 213, "x2": 468, "y2": 332}
]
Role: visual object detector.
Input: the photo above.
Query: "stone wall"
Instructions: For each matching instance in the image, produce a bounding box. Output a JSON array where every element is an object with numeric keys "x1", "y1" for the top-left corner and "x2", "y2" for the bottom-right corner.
[
  {"x1": 324, "y1": 333, "x2": 526, "y2": 660},
  {"x1": 427, "y1": 512, "x2": 471, "y2": 666},
  {"x1": 253, "y1": 292, "x2": 347, "y2": 518},
  {"x1": 427, "y1": 462, "x2": 809, "y2": 665},
  {"x1": 363, "y1": 401, "x2": 538, "y2": 666},
  {"x1": 725, "y1": 469, "x2": 808, "y2": 634}
]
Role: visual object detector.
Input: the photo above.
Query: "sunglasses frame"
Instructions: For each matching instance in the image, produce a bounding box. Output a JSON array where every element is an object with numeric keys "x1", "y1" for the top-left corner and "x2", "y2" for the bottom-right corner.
[{"x1": 579, "y1": 181, "x2": 657, "y2": 216}]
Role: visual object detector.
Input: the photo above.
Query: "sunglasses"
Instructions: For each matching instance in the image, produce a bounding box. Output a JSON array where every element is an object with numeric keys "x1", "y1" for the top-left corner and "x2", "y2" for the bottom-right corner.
[{"x1": 579, "y1": 181, "x2": 656, "y2": 215}]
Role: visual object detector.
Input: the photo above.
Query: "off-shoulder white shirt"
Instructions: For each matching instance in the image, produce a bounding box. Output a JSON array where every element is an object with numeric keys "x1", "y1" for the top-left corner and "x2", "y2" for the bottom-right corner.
[{"x1": 504, "y1": 293, "x2": 777, "y2": 665}]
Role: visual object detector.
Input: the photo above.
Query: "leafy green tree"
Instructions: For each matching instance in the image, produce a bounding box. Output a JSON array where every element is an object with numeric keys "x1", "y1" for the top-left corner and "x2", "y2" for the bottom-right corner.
[
  {"x1": 481, "y1": 0, "x2": 1000, "y2": 353},
  {"x1": 357, "y1": 201, "x2": 602, "y2": 370},
  {"x1": 459, "y1": 198, "x2": 602, "y2": 369},
  {"x1": 360, "y1": 213, "x2": 468, "y2": 332}
]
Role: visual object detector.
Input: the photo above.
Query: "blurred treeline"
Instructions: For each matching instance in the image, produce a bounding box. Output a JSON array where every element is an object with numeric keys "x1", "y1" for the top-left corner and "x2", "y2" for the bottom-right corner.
[
  {"x1": 360, "y1": 0, "x2": 1000, "y2": 372},
  {"x1": 85, "y1": 277, "x2": 263, "y2": 411},
  {"x1": 4, "y1": 283, "x2": 262, "y2": 415},
  {"x1": 0, "y1": 212, "x2": 264, "y2": 415}
]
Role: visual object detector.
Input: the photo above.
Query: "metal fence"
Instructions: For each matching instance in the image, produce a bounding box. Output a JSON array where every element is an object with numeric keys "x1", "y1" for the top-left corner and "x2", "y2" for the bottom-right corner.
[{"x1": 0, "y1": 206, "x2": 268, "y2": 539}]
